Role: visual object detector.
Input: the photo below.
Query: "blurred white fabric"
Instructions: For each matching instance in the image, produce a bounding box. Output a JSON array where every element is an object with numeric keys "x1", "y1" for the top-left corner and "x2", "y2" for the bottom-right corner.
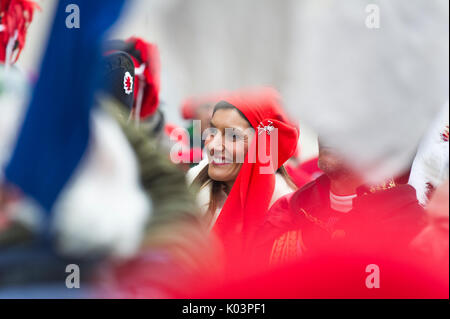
[
  {"x1": 52, "y1": 107, "x2": 152, "y2": 259},
  {"x1": 286, "y1": 0, "x2": 449, "y2": 183},
  {"x1": 0, "y1": 66, "x2": 30, "y2": 183},
  {"x1": 409, "y1": 103, "x2": 449, "y2": 206},
  {"x1": 0, "y1": 67, "x2": 43, "y2": 232}
]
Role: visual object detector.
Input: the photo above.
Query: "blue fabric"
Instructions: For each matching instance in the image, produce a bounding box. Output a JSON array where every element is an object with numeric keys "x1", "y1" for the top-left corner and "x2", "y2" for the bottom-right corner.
[
  {"x1": 4, "y1": 0, "x2": 126, "y2": 213},
  {"x1": 0, "y1": 238, "x2": 96, "y2": 298},
  {"x1": 0, "y1": 286, "x2": 93, "y2": 299}
]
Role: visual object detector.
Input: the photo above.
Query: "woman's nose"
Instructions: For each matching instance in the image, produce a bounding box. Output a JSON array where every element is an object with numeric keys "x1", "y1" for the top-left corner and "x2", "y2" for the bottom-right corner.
[{"x1": 208, "y1": 132, "x2": 224, "y2": 154}]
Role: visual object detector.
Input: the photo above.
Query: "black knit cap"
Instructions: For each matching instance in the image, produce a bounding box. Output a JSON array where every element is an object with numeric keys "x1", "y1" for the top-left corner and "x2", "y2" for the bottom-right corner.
[{"x1": 102, "y1": 51, "x2": 135, "y2": 110}]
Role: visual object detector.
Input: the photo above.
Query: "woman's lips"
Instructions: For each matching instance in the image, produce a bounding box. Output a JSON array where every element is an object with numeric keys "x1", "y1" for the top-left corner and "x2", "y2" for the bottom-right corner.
[
  {"x1": 210, "y1": 158, "x2": 233, "y2": 166},
  {"x1": 212, "y1": 162, "x2": 230, "y2": 166}
]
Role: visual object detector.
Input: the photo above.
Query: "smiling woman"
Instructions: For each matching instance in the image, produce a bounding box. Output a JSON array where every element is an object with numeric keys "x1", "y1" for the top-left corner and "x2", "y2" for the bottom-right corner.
[
  {"x1": 187, "y1": 88, "x2": 299, "y2": 244},
  {"x1": 205, "y1": 101, "x2": 254, "y2": 190}
]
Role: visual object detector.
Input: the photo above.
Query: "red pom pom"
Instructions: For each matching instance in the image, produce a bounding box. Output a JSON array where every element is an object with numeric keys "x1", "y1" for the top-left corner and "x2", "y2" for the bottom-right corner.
[{"x1": 0, "y1": 0, "x2": 40, "y2": 64}]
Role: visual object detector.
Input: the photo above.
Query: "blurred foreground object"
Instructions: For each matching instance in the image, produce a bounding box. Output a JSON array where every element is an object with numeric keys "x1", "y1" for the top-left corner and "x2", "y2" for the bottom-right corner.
[
  {"x1": 0, "y1": 65, "x2": 30, "y2": 178},
  {"x1": 193, "y1": 246, "x2": 448, "y2": 299},
  {"x1": 187, "y1": 184, "x2": 447, "y2": 300},
  {"x1": 4, "y1": 0, "x2": 127, "y2": 212},
  {"x1": 0, "y1": 0, "x2": 134, "y2": 294},
  {"x1": 256, "y1": 162, "x2": 426, "y2": 267},
  {"x1": 411, "y1": 180, "x2": 449, "y2": 268},
  {"x1": 0, "y1": 64, "x2": 33, "y2": 247}
]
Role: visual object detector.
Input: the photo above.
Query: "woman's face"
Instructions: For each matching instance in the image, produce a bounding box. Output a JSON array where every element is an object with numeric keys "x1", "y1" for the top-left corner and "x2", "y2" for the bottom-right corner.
[{"x1": 205, "y1": 108, "x2": 254, "y2": 188}]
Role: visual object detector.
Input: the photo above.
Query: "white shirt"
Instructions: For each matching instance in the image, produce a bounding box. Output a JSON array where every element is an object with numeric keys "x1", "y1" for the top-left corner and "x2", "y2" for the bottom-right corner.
[{"x1": 329, "y1": 191, "x2": 357, "y2": 213}]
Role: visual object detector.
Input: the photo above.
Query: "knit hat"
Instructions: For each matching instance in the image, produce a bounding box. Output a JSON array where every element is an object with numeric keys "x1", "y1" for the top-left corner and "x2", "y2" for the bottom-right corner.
[
  {"x1": 104, "y1": 37, "x2": 160, "y2": 119},
  {"x1": 211, "y1": 87, "x2": 299, "y2": 257},
  {"x1": 102, "y1": 51, "x2": 135, "y2": 110}
]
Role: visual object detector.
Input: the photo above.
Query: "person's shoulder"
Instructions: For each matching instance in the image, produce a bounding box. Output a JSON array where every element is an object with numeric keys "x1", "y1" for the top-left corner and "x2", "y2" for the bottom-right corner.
[
  {"x1": 286, "y1": 174, "x2": 326, "y2": 208},
  {"x1": 265, "y1": 191, "x2": 302, "y2": 232},
  {"x1": 297, "y1": 174, "x2": 326, "y2": 195},
  {"x1": 271, "y1": 173, "x2": 296, "y2": 206},
  {"x1": 268, "y1": 175, "x2": 326, "y2": 219},
  {"x1": 388, "y1": 184, "x2": 426, "y2": 221},
  {"x1": 255, "y1": 176, "x2": 327, "y2": 256},
  {"x1": 270, "y1": 192, "x2": 295, "y2": 214}
]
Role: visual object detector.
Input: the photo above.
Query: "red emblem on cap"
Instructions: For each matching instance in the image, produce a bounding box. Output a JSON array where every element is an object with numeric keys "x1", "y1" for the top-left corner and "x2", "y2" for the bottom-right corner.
[{"x1": 123, "y1": 72, "x2": 133, "y2": 95}]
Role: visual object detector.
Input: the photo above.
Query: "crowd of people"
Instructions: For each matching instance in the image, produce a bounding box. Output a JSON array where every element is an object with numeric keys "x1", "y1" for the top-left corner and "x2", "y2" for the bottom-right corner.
[{"x1": 0, "y1": 0, "x2": 448, "y2": 299}]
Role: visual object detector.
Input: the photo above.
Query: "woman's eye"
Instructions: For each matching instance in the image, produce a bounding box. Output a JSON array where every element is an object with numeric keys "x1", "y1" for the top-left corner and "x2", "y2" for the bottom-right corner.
[
  {"x1": 225, "y1": 131, "x2": 242, "y2": 142},
  {"x1": 204, "y1": 128, "x2": 218, "y2": 140}
]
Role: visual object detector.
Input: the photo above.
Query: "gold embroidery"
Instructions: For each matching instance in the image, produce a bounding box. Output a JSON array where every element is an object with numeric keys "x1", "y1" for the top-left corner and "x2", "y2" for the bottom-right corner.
[
  {"x1": 270, "y1": 232, "x2": 286, "y2": 264},
  {"x1": 331, "y1": 229, "x2": 346, "y2": 239},
  {"x1": 298, "y1": 208, "x2": 332, "y2": 233},
  {"x1": 368, "y1": 178, "x2": 397, "y2": 194},
  {"x1": 270, "y1": 230, "x2": 305, "y2": 265}
]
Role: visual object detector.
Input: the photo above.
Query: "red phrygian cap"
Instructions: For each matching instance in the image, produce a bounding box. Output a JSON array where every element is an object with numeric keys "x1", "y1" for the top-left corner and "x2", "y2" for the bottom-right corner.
[
  {"x1": 211, "y1": 87, "x2": 299, "y2": 259},
  {"x1": 0, "y1": 0, "x2": 40, "y2": 64}
]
